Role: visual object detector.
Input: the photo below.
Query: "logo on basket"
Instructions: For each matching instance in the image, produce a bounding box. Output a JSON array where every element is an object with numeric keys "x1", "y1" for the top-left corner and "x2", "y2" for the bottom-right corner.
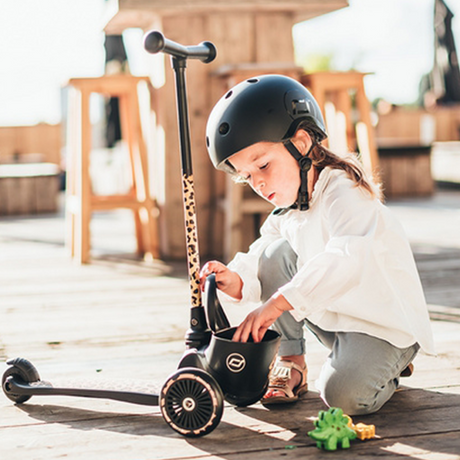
[{"x1": 226, "y1": 353, "x2": 246, "y2": 373}]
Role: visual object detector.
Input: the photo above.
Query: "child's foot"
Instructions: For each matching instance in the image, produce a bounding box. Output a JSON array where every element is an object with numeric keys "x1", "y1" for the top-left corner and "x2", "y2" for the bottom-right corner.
[{"x1": 261, "y1": 356, "x2": 308, "y2": 405}]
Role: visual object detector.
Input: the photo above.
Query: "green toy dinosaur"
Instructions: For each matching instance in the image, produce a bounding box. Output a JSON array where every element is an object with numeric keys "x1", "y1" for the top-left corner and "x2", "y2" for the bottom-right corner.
[{"x1": 308, "y1": 407, "x2": 357, "y2": 451}]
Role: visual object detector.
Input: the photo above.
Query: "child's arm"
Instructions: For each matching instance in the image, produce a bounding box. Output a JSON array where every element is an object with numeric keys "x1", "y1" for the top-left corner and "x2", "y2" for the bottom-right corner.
[
  {"x1": 200, "y1": 261, "x2": 243, "y2": 300},
  {"x1": 232, "y1": 292, "x2": 293, "y2": 343}
]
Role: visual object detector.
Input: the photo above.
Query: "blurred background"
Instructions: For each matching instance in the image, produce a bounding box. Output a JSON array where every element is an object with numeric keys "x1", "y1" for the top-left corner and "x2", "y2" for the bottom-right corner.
[
  {"x1": 1, "y1": 0, "x2": 459, "y2": 125},
  {"x1": 0, "y1": 0, "x2": 459, "y2": 262}
]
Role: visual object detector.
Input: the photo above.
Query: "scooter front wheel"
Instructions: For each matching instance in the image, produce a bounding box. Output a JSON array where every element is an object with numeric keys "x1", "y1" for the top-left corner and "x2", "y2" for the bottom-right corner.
[
  {"x1": 160, "y1": 367, "x2": 224, "y2": 437},
  {"x1": 2, "y1": 358, "x2": 40, "y2": 404}
]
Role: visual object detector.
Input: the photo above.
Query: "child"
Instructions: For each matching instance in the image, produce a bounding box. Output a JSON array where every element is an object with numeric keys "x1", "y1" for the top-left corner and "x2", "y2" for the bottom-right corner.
[{"x1": 200, "y1": 75, "x2": 435, "y2": 415}]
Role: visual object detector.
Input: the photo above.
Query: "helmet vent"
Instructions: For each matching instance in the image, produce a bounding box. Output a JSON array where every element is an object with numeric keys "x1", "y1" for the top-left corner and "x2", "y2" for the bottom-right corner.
[
  {"x1": 219, "y1": 122, "x2": 230, "y2": 135},
  {"x1": 292, "y1": 99, "x2": 310, "y2": 115},
  {"x1": 247, "y1": 78, "x2": 259, "y2": 84},
  {"x1": 206, "y1": 136, "x2": 210, "y2": 147},
  {"x1": 225, "y1": 90, "x2": 233, "y2": 99}
]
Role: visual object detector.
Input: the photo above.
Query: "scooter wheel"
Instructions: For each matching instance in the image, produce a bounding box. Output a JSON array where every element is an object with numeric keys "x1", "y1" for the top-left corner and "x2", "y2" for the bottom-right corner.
[
  {"x1": 2, "y1": 358, "x2": 40, "y2": 404},
  {"x1": 160, "y1": 367, "x2": 224, "y2": 437}
]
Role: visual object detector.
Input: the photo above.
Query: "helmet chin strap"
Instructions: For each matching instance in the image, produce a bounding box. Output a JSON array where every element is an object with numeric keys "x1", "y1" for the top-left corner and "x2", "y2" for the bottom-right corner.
[{"x1": 283, "y1": 140, "x2": 315, "y2": 210}]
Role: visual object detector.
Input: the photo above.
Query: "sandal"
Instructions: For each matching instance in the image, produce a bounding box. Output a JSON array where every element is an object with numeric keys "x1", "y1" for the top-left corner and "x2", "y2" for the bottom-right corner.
[
  {"x1": 400, "y1": 362, "x2": 414, "y2": 377},
  {"x1": 261, "y1": 358, "x2": 308, "y2": 405}
]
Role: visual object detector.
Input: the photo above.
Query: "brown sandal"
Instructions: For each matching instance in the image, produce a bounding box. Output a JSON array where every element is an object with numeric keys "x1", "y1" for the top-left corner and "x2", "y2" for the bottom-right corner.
[
  {"x1": 400, "y1": 362, "x2": 414, "y2": 377},
  {"x1": 261, "y1": 359, "x2": 308, "y2": 405}
]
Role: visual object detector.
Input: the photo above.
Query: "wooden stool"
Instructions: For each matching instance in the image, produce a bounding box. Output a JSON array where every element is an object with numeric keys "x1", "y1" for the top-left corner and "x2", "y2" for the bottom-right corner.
[
  {"x1": 66, "y1": 75, "x2": 160, "y2": 263},
  {"x1": 301, "y1": 71, "x2": 380, "y2": 178}
]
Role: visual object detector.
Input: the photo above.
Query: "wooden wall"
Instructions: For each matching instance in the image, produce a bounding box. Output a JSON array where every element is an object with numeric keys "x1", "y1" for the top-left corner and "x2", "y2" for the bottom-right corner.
[
  {"x1": 0, "y1": 123, "x2": 62, "y2": 165},
  {"x1": 151, "y1": 11, "x2": 298, "y2": 259},
  {"x1": 376, "y1": 105, "x2": 460, "y2": 145}
]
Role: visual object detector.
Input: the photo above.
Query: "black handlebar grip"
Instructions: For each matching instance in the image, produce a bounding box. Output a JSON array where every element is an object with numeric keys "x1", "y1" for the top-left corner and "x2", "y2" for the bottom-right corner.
[
  {"x1": 143, "y1": 30, "x2": 216, "y2": 63},
  {"x1": 143, "y1": 30, "x2": 166, "y2": 54}
]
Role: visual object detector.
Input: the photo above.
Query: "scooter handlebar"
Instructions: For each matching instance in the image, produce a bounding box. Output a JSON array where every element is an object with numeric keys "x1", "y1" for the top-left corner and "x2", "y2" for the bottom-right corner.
[{"x1": 143, "y1": 30, "x2": 217, "y2": 63}]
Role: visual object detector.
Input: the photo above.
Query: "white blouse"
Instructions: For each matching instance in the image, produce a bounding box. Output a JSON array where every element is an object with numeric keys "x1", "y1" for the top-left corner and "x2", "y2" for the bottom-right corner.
[{"x1": 221, "y1": 167, "x2": 436, "y2": 355}]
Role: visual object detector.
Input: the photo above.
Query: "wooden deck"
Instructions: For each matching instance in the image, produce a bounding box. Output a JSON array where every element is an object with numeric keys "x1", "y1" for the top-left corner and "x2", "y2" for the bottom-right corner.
[{"x1": 1, "y1": 188, "x2": 460, "y2": 459}]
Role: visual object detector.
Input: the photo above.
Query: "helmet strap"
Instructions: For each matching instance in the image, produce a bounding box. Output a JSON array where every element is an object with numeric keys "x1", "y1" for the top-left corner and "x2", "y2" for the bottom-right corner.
[{"x1": 283, "y1": 140, "x2": 315, "y2": 210}]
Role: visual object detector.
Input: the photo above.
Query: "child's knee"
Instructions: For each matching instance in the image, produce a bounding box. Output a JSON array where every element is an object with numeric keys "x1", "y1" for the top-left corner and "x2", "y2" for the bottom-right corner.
[
  {"x1": 259, "y1": 239, "x2": 296, "y2": 276},
  {"x1": 258, "y1": 239, "x2": 297, "y2": 301},
  {"x1": 318, "y1": 369, "x2": 396, "y2": 416},
  {"x1": 320, "y1": 381, "x2": 372, "y2": 415}
]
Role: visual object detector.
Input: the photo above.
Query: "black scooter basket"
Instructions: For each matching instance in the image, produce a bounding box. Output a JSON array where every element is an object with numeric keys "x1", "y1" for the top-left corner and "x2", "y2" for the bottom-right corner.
[{"x1": 205, "y1": 327, "x2": 280, "y2": 406}]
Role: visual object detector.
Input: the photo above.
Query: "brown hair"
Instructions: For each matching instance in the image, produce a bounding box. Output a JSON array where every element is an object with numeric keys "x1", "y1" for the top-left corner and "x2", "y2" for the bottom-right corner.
[{"x1": 299, "y1": 121, "x2": 382, "y2": 201}]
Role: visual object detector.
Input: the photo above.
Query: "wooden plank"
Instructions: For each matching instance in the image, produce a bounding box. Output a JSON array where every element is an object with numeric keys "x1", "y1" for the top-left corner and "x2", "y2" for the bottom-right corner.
[
  {"x1": 255, "y1": 13, "x2": 295, "y2": 62},
  {"x1": 1, "y1": 189, "x2": 460, "y2": 459},
  {"x1": 185, "y1": 15, "x2": 215, "y2": 259},
  {"x1": 415, "y1": 252, "x2": 460, "y2": 309},
  {"x1": 2, "y1": 389, "x2": 460, "y2": 459},
  {"x1": 206, "y1": 13, "x2": 254, "y2": 67}
]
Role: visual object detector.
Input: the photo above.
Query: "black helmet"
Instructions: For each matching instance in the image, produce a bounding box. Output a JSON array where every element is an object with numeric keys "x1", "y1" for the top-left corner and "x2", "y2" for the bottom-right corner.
[{"x1": 206, "y1": 74, "x2": 327, "y2": 171}]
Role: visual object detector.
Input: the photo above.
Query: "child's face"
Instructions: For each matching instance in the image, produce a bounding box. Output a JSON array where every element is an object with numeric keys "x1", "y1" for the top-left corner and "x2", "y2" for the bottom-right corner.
[{"x1": 229, "y1": 141, "x2": 301, "y2": 208}]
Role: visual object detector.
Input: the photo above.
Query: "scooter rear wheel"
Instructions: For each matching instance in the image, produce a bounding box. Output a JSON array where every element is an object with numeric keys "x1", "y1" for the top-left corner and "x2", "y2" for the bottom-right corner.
[
  {"x1": 160, "y1": 368, "x2": 224, "y2": 437},
  {"x1": 2, "y1": 358, "x2": 40, "y2": 404}
]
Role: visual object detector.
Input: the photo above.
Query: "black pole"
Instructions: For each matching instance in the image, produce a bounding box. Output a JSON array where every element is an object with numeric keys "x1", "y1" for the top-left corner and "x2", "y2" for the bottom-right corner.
[
  {"x1": 171, "y1": 56, "x2": 210, "y2": 349},
  {"x1": 143, "y1": 31, "x2": 216, "y2": 349},
  {"x1": 172, "y1": 58, "x2": 193, "y2": 175}
]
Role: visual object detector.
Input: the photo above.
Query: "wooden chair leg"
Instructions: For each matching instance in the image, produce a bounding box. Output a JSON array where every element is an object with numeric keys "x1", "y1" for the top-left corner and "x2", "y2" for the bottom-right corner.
[
  {"x1": 120, "y1": 91, "x2": 148, "y2": 258},
  {"x1": 143, "y1": 206, "x2": 160, "y2": 260},
  {"x1": 356, "y1": 81, "x2": 379, "y2": 178},
  {"x1": 79, "y1": 88, "x2": 92, "y2": 264},
  {"x1": 126, "y1": 85, "x2": 160, "y2": 260},
  {"x1": 133, "y1": 91, "x2": 160, "y2": 259},
  {"x1": 133, "y1": 208, "x2": 145, "y2": 256},
  {"x1": 66, "y1": 87, "x2": 79, "y2": 258}
]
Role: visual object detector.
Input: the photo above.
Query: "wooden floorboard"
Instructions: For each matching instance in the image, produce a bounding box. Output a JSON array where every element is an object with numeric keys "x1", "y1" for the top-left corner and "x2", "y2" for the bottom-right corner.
[{"x1": 1, "y1": 189, "x2": 460, "y2": 459}]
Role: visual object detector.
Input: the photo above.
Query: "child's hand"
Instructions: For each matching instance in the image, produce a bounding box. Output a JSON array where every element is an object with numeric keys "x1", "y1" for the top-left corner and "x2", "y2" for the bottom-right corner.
[
  {"x1": 232, "y1": 294, "x2": 293, "y2": 343},
  {"x1": 200, "y1": 261, "x2": 243, "y2": 300}
]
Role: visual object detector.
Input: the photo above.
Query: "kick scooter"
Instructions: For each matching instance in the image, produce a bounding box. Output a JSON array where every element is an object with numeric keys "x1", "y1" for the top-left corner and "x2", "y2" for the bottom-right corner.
[{"x1": 2, "y1": 31, "x2": 280, "y2": 438}]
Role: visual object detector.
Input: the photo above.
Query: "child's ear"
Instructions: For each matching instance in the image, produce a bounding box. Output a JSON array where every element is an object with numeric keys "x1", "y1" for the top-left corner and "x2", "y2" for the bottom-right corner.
[{"x1": 292, "y1": 129, "x2": 313, "y2": 154}]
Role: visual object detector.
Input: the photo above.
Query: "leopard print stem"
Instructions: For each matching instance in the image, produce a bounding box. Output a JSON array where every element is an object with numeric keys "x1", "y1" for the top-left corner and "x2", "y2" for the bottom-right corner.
[{"x1": 182, "y1": 173, "x2": 202, "y2": 308}]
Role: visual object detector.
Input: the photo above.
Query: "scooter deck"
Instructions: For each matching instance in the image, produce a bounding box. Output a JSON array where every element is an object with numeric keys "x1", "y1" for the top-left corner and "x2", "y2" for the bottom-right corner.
[{"x1": 5, "y1": 376, "x2": 160, "y2": 406}]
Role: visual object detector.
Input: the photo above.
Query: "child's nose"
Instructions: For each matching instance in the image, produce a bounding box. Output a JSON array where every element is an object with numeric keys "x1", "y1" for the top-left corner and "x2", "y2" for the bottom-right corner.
[{"x1": 255, "y1": 179, "x2": 265, "y2": 193}]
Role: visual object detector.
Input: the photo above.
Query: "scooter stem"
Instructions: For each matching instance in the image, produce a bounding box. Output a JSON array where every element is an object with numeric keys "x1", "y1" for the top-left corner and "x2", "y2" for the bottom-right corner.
[
  {"x1": 144, "y1": 31, "x2": 216, "y2": 349},
  {"x1": 171, "y1": 57, "x2": 210, "y2": 348}
]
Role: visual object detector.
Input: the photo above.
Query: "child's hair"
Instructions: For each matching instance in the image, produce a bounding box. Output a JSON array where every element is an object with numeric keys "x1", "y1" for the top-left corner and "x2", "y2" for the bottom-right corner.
[{"x1": 298, "y1": 120, "x2": 382, "y2": 201}]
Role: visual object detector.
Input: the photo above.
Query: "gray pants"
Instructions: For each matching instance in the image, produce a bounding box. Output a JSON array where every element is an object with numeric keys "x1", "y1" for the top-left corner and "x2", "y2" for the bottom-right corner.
[{"x1": 258, "y1": 239, "x2": 420, "y2": 415}]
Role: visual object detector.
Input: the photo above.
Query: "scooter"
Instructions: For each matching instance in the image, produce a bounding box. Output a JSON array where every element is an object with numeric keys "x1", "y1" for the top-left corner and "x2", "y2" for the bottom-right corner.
[{"x1": 2, "y1": 31, "x2": 280, "y2": 438}]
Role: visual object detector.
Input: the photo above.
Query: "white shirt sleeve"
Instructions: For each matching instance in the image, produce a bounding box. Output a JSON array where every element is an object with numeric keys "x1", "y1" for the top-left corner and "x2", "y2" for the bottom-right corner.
[{"x1": 278, "y1": 177, "x2": 384, "y2": 320}]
